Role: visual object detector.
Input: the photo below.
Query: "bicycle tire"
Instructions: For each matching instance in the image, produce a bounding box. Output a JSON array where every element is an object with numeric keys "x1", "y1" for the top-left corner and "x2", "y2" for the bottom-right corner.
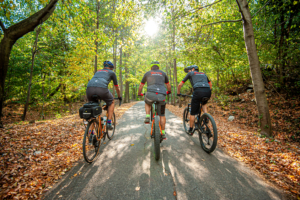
[
  {"x1": 83, "y1": 119, "x2": 101, "y2": 163},
  {"x1": 183, "y1": 107, "x2": 190, "y2": 134},
  {"x1": 154, "y1": 115, "x2": 161, "y2": 160},
  {"x1": 150, "y1": 106, "x2": 153, "y2": 122},
  {"x1": 198, "y1": 113, "x2": 218, "y2": 153},
  {"x1": 107, "y1": 112, "x2": 116, "y2": 140}
]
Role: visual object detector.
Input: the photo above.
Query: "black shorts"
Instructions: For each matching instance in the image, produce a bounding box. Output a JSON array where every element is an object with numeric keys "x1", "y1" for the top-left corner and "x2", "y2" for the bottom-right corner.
[
  {"x1": 144, "y1": 92, "x2": 166, "y2": 116},
  {"x1": 191, "y1": 87, "x2": 211, "y2": 115},
  {"x1": 86, "y1": 87, "x2": 114, "y2": 106}
]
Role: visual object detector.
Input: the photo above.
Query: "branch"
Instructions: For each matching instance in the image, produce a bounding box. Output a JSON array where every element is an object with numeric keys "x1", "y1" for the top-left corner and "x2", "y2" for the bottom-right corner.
[
  {"x1": 0, "y1": 20, "x2": 6, "y2": 32},
  {"x1": 174, "y1": 0, "x2": 222, "y2": 21},
  {"x1": 202, "y1": 19, "x2": 242, "y2": 27},
  {"x1": 253, "y1": 0, "x2": 270, "y2": 17},
  {"x1": 7, "y1": 0, "x2": 59, "y2": 40}
]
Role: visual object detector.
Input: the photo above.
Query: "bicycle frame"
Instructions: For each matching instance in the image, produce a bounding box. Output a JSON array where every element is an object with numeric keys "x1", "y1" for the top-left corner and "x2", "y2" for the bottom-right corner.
[
  {"x1": 150, "y1": 102, "x2": 163, "y2": 138},
  {"x1": 183, "y1": 95, "x2": 205, "y2": 133}
]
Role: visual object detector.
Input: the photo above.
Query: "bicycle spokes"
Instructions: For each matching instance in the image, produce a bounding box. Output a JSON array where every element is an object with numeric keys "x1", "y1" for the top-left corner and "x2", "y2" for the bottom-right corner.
[{"x1": 199, "y1": 115, "x2": 217, "y2": 152}]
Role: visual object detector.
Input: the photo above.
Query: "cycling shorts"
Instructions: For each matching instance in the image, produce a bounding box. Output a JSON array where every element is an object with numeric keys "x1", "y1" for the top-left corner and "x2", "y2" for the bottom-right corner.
[
  {"x1": 144, "y1": 92, "x2": 166, "y2": 116},
  {"x1": 86, "y1": 87, "x2": 114, "y2": 106},
  {"x1": 191, "y1": 87, "x2": 211, "y2": 115}
]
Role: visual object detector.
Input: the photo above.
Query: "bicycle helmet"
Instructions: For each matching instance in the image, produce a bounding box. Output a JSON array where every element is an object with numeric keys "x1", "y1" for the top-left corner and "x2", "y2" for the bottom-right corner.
[
  {"x1": 184, "y1": 66, "x2": 191, "y2": 73},
  {"x1": 189, "y1": 65, "x2": 199, "y2": 72},
  {"x1": 150, "y1": 61, "x2": 160, "y2": 68},
  {"x1": 103, "y1": 61, "x2": 114, "y2": 69}
]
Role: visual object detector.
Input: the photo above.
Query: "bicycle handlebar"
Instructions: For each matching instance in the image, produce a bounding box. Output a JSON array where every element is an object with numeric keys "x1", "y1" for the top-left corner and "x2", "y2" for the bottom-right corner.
[
  {"x1": 114, "y1": 98, "x2": 122, "y2": 106},
  {"x1": 138, "y1": 92, "x2": 171, "y2": 96}
]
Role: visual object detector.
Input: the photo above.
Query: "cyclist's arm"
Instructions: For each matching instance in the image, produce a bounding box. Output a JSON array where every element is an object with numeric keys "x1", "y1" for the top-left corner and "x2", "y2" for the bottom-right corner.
[
  {"x1": 207, "y1": 77, "x2": 212, "y2": 90},
  {"x1": 115, "y1": 85, "x2": 121, "y2": 97},
  {"x1": 164, "y1": 74, "x2": 171, "y2": 93},
  {"x1": 177, "y1": 81, "x2": 184, "y2": 94},
  {"x1": 138, "y1": 83, "x2": 144, "y2": 94},
  {"x1": 138, "y1": 73, "x2": 147, "y2": 94},
  {"x1": 209, "y1": 82, "x2": 212, "y2": 89},
  {"x1": 166, "y1": 82, "x2": 171, "y2": 92},
  {"x1": 178, "y1": 73, "x2": 190, "y2": 94}
]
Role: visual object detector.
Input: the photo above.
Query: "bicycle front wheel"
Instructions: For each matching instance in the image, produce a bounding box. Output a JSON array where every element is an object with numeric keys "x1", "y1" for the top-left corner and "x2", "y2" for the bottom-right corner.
[
  {"x1": 83, "y1": 119, "x2": 101, "y2": 163},
  {"x1": 183, "y1": 107, "x2": 190, "y2": 134},
  {"x1": 154, "y1": 115, "x2": 161, "y2": 161},
  {"x1": 198, "y1": 113, "x2": 218, "y2": 153},
  {"x1": 107, "y1": 112, "x2": 116, "y2": 140}
]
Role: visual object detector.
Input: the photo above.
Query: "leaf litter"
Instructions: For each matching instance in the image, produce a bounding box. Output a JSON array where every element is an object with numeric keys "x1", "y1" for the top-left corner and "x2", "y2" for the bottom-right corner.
[
  {"x1": 0, "y1": 101, "x2": 138, "y2": 199},
  {"x1": 167, "y1": 93, "x2": 300, "y2": 198}
]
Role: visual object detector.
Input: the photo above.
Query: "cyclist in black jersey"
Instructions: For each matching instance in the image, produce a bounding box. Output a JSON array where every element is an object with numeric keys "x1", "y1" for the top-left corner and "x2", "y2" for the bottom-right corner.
[
  {"x1": 86, "y1": 61, "x2": 122, "y2": 130},
  {"x1": 177, "y1": 65, "x2": 212, "y2": 134},
  {"x1": 138, "y1": 61, "x2": 171, "y2": 139}
]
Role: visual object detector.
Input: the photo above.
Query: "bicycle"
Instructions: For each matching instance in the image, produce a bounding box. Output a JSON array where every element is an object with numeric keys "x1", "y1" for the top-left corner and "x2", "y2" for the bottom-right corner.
[
  {"x1": 79, "y1": 95, "x2": 121, "y2": 163},
  {"x1": 140, "y1": 93, "x2": 166, "y2": 161},
  {"x1": 180, "y1": 94, "x2": 218, "y2": 153}
]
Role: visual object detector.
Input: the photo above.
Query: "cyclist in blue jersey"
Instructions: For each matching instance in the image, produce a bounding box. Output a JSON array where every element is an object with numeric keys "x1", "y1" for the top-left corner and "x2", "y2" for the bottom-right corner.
[
  {"x1": 177, "y1": 65, "x2": 212, "y2": 134},
  {"x1": 86, "y1": 61, "x2": 122, "y2": 130}
]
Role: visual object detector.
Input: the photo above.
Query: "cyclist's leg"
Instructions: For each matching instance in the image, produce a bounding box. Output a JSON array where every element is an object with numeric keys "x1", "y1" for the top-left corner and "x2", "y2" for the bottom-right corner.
[
  {"x1": 190, "y1": 89, "x2": 201, "y2": 132},
  {"x1": 158, "y1": 103, "x2": 166, "y2": 130},
  {"x1": 144, "y1": 92, "x2": 154, "y2": 123},
  {"x1": 98, "y1": 89, "x2": 114, "y2": 120},
  {"x1": 199, "y1": 87, "x2": 211, "y2": 114},
  {"x1": 107, "y1": 100, "x2": 114, "y2": 120},
  {"x1": 156, "y1": 94, "x2": 167, "y2": 139}
]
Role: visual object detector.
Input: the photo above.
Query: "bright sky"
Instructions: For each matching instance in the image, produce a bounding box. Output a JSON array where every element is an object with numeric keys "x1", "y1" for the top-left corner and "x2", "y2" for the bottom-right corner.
[{"x1": 144, "y1": 19, "x2": 159, "y2": 36}]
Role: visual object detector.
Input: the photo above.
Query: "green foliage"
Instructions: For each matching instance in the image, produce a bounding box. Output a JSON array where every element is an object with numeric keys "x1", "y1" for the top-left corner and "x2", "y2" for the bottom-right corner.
[{"x1": 1, "y1": 0, "x2": 299, "y2": 112}]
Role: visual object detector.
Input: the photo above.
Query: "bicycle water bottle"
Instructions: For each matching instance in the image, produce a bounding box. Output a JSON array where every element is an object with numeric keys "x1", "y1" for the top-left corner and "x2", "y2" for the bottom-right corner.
[{"x1": 103, "y1": 116, "x2": 107, "y2": 125}]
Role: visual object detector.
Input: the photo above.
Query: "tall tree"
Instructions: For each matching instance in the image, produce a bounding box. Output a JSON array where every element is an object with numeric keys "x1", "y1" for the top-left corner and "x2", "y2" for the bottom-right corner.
[
  {"x1": 22, "y1": 26, "x2": 42, "y2": 121},
  {"x1": 236, "y1": 0, "x2": 272, "y2": 136},
  {"x1": 0, "y1": 0, "x2": 59, "y2": 128}
]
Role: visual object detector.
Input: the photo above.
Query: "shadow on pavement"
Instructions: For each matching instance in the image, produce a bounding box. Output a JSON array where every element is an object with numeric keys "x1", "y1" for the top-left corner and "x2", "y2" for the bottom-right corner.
[{"x1": 44, "y1": 102, "x2": 286, "y2": 200}]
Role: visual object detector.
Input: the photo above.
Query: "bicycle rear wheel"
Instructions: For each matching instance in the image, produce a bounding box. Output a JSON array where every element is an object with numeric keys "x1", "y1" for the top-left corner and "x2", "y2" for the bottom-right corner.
[
  {"x1": 154, "y1": 115, "x2": 161, "y2": 161},
  {"x1": 183, "y1": 107, "x2": 190, "y2": 134},
  {"x1": 83, "y1": 119, "x2": 101, "y2": 163},
  {"x1": 198, "y1": 113, "x2": 218, "y2": 153},
  {"x1": 107, "y1": 112, "x2": 116, "y2": 140}
]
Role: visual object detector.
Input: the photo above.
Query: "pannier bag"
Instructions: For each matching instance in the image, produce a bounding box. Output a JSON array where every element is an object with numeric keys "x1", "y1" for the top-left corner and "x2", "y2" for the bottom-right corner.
[{"x1": 79, "y1": 102, "x2": 102, "y2": 119}]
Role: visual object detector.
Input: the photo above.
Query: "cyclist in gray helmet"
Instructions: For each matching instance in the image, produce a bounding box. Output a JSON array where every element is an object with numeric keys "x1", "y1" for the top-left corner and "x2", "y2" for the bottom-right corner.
[{"x1": 177, "y1": 65, "x2": 212, "y2": 134}]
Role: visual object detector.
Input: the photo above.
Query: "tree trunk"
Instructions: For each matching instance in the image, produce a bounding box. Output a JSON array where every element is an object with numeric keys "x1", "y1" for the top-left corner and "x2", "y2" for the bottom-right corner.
[
  {"x1": 172, "y1": 9, "x2": 178, "y2": 106},
  {"x1": 166, "y1": 61, "x2": 170, "y2": 104},
  {"x1": 22, "y1": 26, "x2": 41, "y2": 121},
  {"x1": 41, "y1": 73, "x2": 46, "y2": 120},
  {"x1": 236, "y1": 0, "x2": 272, "y2": 136},
  {"x1": 124, "y1": 53, "x2": 129, "y2": 103},
  {"x1": 94, "y1": 0, "x2": 100, "y2": 74},
  {"x1": 119, "y1": 45, "x2": 123, "y2": 97},
  {"x1": 0, "y1": 0, "x2": 58, "y2": 128},
  {"x1": 112, "y1": 29, "x2": 117, "y2": 97}
]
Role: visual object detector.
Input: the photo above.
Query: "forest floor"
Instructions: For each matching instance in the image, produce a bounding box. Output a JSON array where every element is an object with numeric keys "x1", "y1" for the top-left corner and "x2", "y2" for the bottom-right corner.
[
  {"x1": 0, "y1": 101, "x2": 138, "y2": 199},
  {"x1": 166, "y1": 91, "x2": 300, "y2": 199}
]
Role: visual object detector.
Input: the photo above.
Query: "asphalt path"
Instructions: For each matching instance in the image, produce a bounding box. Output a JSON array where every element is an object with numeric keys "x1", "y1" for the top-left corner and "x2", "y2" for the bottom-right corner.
[{"x1": 44, "y1": 101, "x2": 287, "y2": 200}]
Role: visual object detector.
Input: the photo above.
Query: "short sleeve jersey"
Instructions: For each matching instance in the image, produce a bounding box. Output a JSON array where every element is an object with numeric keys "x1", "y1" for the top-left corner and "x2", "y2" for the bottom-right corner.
[
  {"x1": 182, "y1": 71, "x2": 211, "y2": 89},
  {"x1": 87, "y1": 69, "x2": 118, "y2": 89},
  {"x1": 141, "y1": 70, "x2": 169, "y2": 95}
]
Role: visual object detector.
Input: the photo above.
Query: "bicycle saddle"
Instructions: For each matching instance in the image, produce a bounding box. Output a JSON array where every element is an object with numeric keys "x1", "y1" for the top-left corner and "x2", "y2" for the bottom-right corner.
[
  {"x1": 201, "y1": 97, "x2": 210, "y2": 102},
  {"x1": 91, "y1": 94, "x2": 101, "y2": 102}
]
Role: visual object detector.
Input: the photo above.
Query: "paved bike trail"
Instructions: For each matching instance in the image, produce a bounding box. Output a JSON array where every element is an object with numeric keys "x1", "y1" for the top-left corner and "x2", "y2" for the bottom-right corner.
[{"x1": 44, "y1": 101, "x2": 287, "y2": 200}]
